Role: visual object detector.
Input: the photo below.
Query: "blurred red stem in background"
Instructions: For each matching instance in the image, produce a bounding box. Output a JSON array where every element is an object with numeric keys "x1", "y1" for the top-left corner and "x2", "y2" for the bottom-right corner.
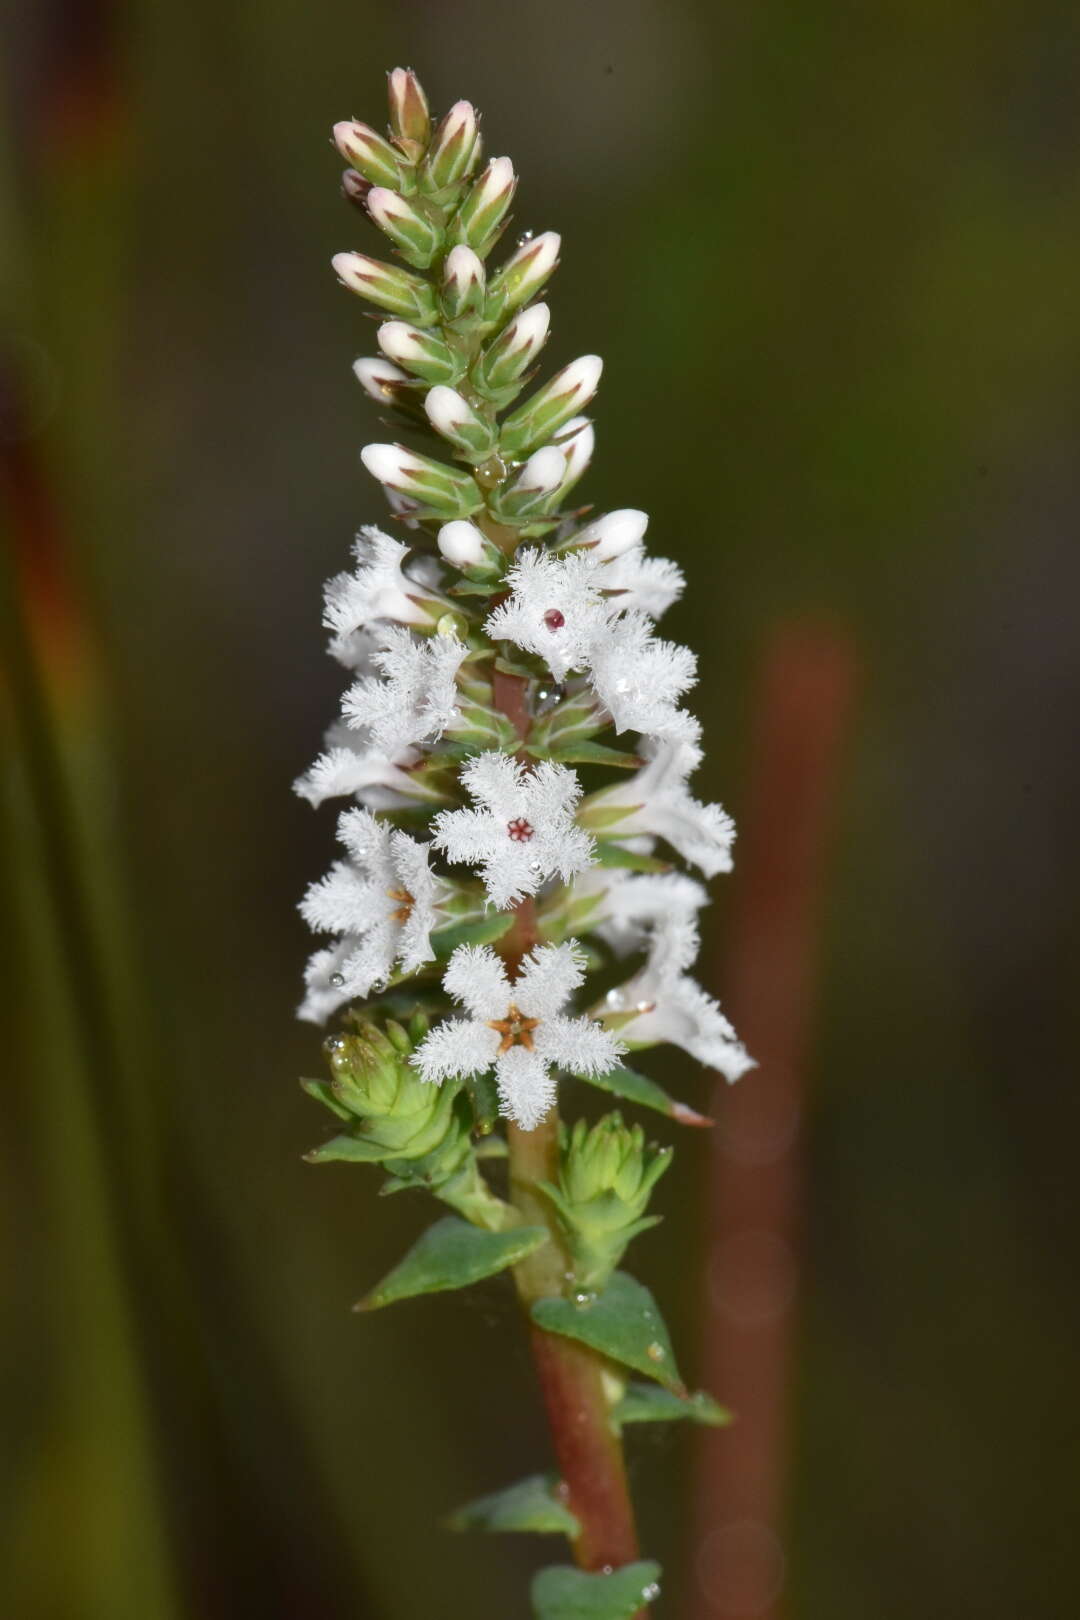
[{"x1": 690, "y1": 620, "x2": 857, "y2": 1620}]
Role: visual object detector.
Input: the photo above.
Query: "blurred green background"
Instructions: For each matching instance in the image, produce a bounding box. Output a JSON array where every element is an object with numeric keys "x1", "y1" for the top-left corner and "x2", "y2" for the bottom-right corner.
[{"x1": 4, "y1": 1, "x2": 1079, "y2": 1616}]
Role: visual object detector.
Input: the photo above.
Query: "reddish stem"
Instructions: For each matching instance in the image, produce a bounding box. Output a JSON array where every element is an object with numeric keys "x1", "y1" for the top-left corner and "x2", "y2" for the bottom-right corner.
[{"x1": 493, "y1": 663, "x2": 643, "y2": 1582}]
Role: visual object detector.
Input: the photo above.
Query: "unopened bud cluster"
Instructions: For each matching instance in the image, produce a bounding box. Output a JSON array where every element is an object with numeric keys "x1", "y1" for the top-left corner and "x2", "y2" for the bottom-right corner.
[{"x1": 541, "y1": 1114, "x2": 672, "y2": 1288}]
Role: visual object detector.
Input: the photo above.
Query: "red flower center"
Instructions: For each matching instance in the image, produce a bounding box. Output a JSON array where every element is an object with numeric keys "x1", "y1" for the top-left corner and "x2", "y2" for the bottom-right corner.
[
  {"x1": 507, "y1": 817, "x2": 535, "y2": 842},
  {"x1": 543, "y1": 608, "x2": 565, "y2": 630}
]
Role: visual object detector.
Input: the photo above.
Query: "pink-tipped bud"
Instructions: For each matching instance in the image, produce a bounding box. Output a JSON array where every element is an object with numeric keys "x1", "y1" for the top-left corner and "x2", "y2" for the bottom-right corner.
[
  {"x1": 440, "y1": 243, "x2": 487, "y2": 321},
  {"x1": 451, "y1": 156, "x2": 517, "y2": 254},
  {"x1": 577, "y1": 509, "x2": 649, "y2": 560},
  {"x1": 486, "y1": 230, "x2": 561, "y2": 318},
  {"x1": 387, "y1": 67, "x2": 430, "y2": 147},
  {"x1": 332, "y1": 121, "x2": 403, "y2": 188},
  {"x1": 423, "y1": 99, "x2": 479, "y2": 190},
  {"x1": 437, "y1": 520, "x2": 487, "y2": 568}
]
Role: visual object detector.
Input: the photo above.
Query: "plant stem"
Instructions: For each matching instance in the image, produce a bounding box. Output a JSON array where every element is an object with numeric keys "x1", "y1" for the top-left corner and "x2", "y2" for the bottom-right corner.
[{"x1": 493, "y1": 663, "x2": 643, "y2": 1581}]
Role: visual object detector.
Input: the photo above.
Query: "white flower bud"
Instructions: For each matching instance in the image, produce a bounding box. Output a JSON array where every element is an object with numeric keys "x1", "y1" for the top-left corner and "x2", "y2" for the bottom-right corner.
[
  {"x1": 424, "y1": 385, "x2": 472, "y2": 437},
  {"x1": 516, "y1": 445, "x2": 567, "y2": 495},
  {"x1": 352, "y1": 356, "x2": 408, "y2": 400},
  {"x1": 437, "y1": 520, "x2": 487, "y2": 568},
  {"x1": 553, "y1": 416, "x2": 595, "y2": 486},
  {"x1": 577, "y1": 509, "x2": 649, "y2": 560},
  {"x1": 487, "y1": 231, "x2": 561, "y2": 317},
  {"x1": 360, "y1": 442, "x2": 416, "y2": 487},
  {"x1": 376, "y1": 321, "x2": 423, "y2": 367}
]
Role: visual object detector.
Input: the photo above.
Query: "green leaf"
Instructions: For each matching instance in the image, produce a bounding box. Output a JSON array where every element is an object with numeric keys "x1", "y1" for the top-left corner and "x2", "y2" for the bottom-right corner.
[
  {"x1": 474, "y1": 1130, "x2": 508, "y2": 1159},
  {"x1": 299, "y1": 1077, "x2": 352, "y2": 1122},
  {"x1": 446, "y1": 1473, "x2": 579, "y2": 1536},
  {"x1": 614, "y1": 1382, "x2": 731, "y2": 1428},
  {"x1": 532, "y1": 1561, "x2": 661, "y2": 1620},
  {"x1": 548, "y1": 741, "x2": 644, "y2": 770},
  {"x1": 593, "y1": 843, "x2": 672, "y2": 874},
  {"x1": 431, "y1": 913, "x2": 515, "y2": 957},
  {"x1": 304, "y1": 1132, "x2": 389, "y2": 1165},
  {"x1": 576, "y1": 1066, "x2": 713, "y2": 1128},
  {"x1": 531, "y1": 1272, "x2": 684, "y2": 1393},
  {"x1": 356, "y1": 1216, "x2": 548, "y2": 1311},
  {"x1": 467, "y1": 1070, "x2": 502, "y2": 1136}
]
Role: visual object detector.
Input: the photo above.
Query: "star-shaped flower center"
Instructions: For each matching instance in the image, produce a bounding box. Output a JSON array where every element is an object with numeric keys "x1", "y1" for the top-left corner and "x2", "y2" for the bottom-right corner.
[
  {"x1": 507, "y1": 817, "x2": 535, "y2": 842},
  {"x1": 386, "y1": 886, "x2": 415, "y2": 924},
  {"x1": 486, "y1": 1003, "x2": 541, "y2": 1054}
]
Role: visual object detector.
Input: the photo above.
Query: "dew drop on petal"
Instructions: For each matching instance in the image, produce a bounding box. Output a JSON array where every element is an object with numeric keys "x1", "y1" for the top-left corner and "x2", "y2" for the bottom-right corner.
[
  {"x1": 517, "y1": 229, "x2": 534, "y2": 246},
  {"x1": 330, "y1": 972, "x2": 346, "y2": 988}
]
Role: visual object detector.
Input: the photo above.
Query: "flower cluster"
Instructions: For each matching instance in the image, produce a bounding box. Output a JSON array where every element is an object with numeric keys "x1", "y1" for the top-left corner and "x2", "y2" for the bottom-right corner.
[{"x1": 296, "y1": 69, "x2": 750, "y2": 1132}]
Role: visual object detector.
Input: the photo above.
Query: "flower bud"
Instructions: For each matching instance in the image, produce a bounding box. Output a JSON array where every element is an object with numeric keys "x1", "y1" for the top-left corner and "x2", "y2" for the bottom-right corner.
[
  {"x1": 352, "y1": 355, "x2": 409, "y2": 402},
  {"x1": 437, "y1": 519, "x2": 503, "y2": 576},
  {"x1": 421, "y1": 99, "x2": 479, "y2": 192},
  {"x1": 341, "y1": 169, "x2": 372, "y2": 210},
  {"x1": 552, "y1": 416, "x2": 595, "y2": 494},
  {"x1": 485, "y1": 230, "x2": 560, "y2": 322},
  {"x1": 361, "y1": 441, "x2": 484, "y2": 519},
  {"x1": 499, "y1": 354, "x2": 603, "y2": 458},
  {"x1": 377, "y1": 321, "x2": 463, "y2": 385},
  {"x1": 488, "y1": 445, "x2": 566, "y2": 521},
  {"x1": 332, "y1": 120, "x2": 403, "y2": 189},
  {"x1": 332, "y1": 251, "x2": 438, "y2": 324},
  {"x1": 450, "y1": 156, "x2": 517, "y2": 256},
  {"x1": 474, "y1": 302, "x2": 550, "y2": 396},
  {"x1": 424, "y1": 385, "x2": 498, "y2": 460},
  {"x1": 387, "y1": 67, "x2": 430, "y2": 150},
  {"x1": 542, "y1": 1113, "x2": 672, "y2": 1288},
  {"x1": 440, "y1": 245, "x2": 486, "y2": 323},
  {"x1": 319, "y1": 1021, "x2": 457, "y2": 1160},
  {"x1": 575, "y1": 508, "x2": 648, "y2": 560},
  {"x1": 366, "y1": 187, "x2": 442, "y2": 268}
]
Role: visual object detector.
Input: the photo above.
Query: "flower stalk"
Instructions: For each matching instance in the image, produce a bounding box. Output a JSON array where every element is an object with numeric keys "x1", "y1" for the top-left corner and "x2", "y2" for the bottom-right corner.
[{"x1": 293, "y1": 68, "x2": 751, "y2": 1619}]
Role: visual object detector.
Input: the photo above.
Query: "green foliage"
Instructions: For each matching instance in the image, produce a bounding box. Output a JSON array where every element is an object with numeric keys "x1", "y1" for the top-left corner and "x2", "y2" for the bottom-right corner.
[
  {"x1": 578, "y1": 1065, "x2": 713, "y2": 1128},
  {"x1": 355, "y1": 1216, "x2": 548, "y2": 1311},
  {"x1": 614, "y1": 1383, "x2": 731, "y2": 1429},
  {"x1": 446, "y1": 1473, "x2": 579, "y2": 1536},
  {"x1": 531, "y1": 1272, "x2": 684, "y2": 1394},
  {"x1": 531, "y1": 1562, "x2": 662, "y2": 1619},
  {"x1": 540, "y1": 1114, "x2": 671, "y2": 1288}
]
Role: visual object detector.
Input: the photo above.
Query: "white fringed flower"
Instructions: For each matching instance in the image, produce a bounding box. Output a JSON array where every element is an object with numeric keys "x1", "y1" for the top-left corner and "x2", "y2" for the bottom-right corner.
[
  {"x1": 411, "y1": 943, "x2": 623, "y2": 1129},
  {"x1": 294, "y1": 729, "x2": 444, "y2": 810},
  {"x1": 582, "y1": 728, "x2": 735, "y2": 877},
  {"x1": 600, "y1": 910, "x2": 753, "y2": 1081},
  {"x1": 578, "y1": 869, "x2": 709, "y2": 956},
  {"x1": 342, "y1": 625, "x2": 467, "y2": 752},
  {"x1": 322, "y1": 527, "x2": 447, "y2": 657},
  {"x1": 483, "y1": 549, "x2": 611, "y2": 680},
  {"x1": 432, "y1": 752, "x2": 594, "y2": 907},
  {"x1": 599, "y1": 548, "x2": 684, "y2": 620},
  {"x1": 298, "y1": 809, "x2": 446, "y2": 1022},
  {"x1": 587, "y1": 611, "x2": 697, "y2": 737}
]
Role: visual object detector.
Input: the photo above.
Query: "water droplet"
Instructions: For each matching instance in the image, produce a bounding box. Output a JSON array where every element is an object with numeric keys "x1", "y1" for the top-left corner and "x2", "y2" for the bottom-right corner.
[
  {"x1": 600, "y1": 1565, "x2": 614, "y2": 1577},
  {"x1": 535, "y1": 682, "x2": 564, "y2": 715},
  {"x1": 605, "y1": 988, "x2": 625, "y2": 1008},
  {"x1": 517, "y1": 229, "x2": 534, "y2": 246},
  {"x1": 573, "y1": 1290, "x2": 595, "y2": 1307},
  {"x1": 330, "y1": 972, "x2": 346, "y2": 988},
  {"x1": 642, "y1": 1581, "x2": 661, "y2": 1603},
  {"x1": 635, "y1": 999, "x2": 656, "y2": 1014},
  {"x1": 646, "y1": 1340, "x2": 665, "y2": 1361}
]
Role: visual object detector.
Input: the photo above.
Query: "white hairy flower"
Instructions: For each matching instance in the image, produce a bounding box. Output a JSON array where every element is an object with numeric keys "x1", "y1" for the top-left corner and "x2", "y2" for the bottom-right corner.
[
  {"x1": 573, "y1": 869, "x2": 708, "y2": 956},
  {"x1": 432, "y1": 751, "x2": 594, "y2": 907},
  {"x1": 294, "y1": 729, "x2": 444, "y2": 810},
  {"x1": 411, "y1": 943, "x2": 623, "y2": 1129},
  {"x1": 341, "y1": 625, "x2": 467, "y2": 752},
  {"x1": 484, "y1": 549, "x2": 612, "y2": 680},
  {"x1": 583, "y1": 727, "x2": 735, "y2": 876},
  {"x1": 322, "y1": 527, "x2": 446, "y2": 657},
  {"x1": 601, "y1": 910, "x2": 753, "y2": 1081},
  {"x1": 599, "y1": 547, "x2": 685, "y2": 620},
  {"x1": 587, "y1": 611, "x2": 697, "y2": 737},
  {"x1": 298, "y1": 809, "x2": 446, "y2": 1022}
]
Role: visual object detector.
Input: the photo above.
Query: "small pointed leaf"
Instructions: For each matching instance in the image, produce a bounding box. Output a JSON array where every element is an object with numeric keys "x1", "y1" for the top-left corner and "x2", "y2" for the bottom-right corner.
[
  {"x1": 532, "y1": 1561, "x2": 661, "y2": 1620},
  {"x1": 531, "y1": 1272, "x2": 683, "y2": 1393},
  {"x1": 356, "y1": 1216, "x2": 547, "y2": 1311},
  {"x1": 431, "y1": 913, "x2": 515, "y2": 956},
  {"x1": 447, "y1": 1472, "x2": 579, "y2": 1536},
  {"x1": 549, "y1": 740, "x2": 643, "y2": 770},
  {"x1": 300, "y1": 1077, "x2": 352, "y2": 1122},
  {"x1": 305, "y1": 1132, "x2": 389, "y2": 1165},
  {"x1": 614, "y1": 1382, "x2": 731, "y2": 1428},
  {"x1": 576, "y1": 1066, "x2": 712, "y2": 1128},
  {"x1": 594, "y1": 843, "x2": 672, "y2": 874}
]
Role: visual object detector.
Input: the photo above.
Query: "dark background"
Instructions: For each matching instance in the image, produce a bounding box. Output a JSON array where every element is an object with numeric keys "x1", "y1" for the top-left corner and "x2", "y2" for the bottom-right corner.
[{"x1": 4, "y1": 1, "x2": 1079, "y2": 1616}]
